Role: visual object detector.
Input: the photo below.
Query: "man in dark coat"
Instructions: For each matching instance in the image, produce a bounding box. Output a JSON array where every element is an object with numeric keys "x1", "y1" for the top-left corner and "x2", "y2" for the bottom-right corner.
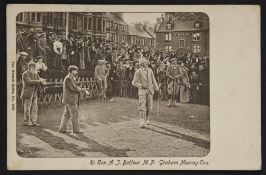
[
  {"x1": 89, "y1": 42, "x2": 97, "y2": 73},
  {"x1": 16, "y1": 29, "x2": 25, "y2": 54},
  {"x1": 66, "y1": 34, "x2": 76, "y2": 66},
  {"x1": 58, "y1": 65, "x2": 86, "y2": 134},
  {"x1": 20, "y1": 61, "x2": 45, "y2": 126},
  {"x1": 198, "y1": 64, "x2": 209, "y2": 105}
]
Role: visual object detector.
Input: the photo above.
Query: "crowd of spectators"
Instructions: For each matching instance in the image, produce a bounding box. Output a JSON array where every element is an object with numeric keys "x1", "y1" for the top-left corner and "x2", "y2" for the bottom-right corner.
[{"x1": 16, "y1": 29, "x2": 209, "y2": 105}]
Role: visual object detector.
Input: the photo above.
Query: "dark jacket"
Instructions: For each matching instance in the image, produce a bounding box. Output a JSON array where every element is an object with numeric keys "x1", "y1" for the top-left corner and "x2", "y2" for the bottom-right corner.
[
  {"x1": 20, "y1": 70, "x2": 40, "y2": 99},
  {"x1": 62, "y1": 74, "x2": 82, "y2": 105}
]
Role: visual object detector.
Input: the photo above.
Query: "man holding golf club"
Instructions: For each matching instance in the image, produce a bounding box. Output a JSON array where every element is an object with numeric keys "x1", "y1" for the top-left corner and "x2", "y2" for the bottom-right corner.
[{"x1": 132, "y1": 57, "x2": 160, "y2": 128}]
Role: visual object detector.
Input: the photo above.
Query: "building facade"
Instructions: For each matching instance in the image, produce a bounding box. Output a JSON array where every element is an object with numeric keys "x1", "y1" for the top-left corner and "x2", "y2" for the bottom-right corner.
[
  {"x1": 128, "y1": 23, "x2": 154, "y2": 48},
  {"x1": 16, "y1": 12, "x2": 107, "y2": 41},
  {"x1": 155, "y1": 12, "x2": 209, "y2": 56},
  {"x1": 106, "y1": 13, "x2": 129, "y2": 43},
  {"x1": 16, "y1": 12, "x2": 157, "y2": 49}
]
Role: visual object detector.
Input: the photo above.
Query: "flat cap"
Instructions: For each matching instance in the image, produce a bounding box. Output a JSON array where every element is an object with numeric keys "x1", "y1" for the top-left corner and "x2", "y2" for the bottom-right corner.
[{"x1": 68, "y1": 65, "x2": 79, "y2": 72}]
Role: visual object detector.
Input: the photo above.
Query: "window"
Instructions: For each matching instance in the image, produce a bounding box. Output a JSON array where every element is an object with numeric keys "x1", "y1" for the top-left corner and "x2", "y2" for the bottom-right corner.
[
  {"x1": 194, "y1": 22, "x2": 200, "y2": 28},
  {"x1": 193, "y1": 44, "x2": 201, "y2": 53},
  {"x1": 88, "y1": 18, "x2": 92, "y2": 30},
  {"x1": 111, "y1": 33, "x2": 114, "y2": 41},
  {"x1": 114, "y1": 23, "x2": 118, "y2": 30},
  {"x1": 16, "y1": 12, "x2": 24, "y2": 21},
  {"x1": 165, "y1": 46, "x2": 172, "y2": 51},
  {"x1": 37, "y1": 12, "x2": 41, "y2": 22},
  {"x1": 103, "y1": 19, "x2": 106, "y2": 32},
  {"x1": 179, "y1": 39, "x2": 185, "y2": 48},
  {"x1": 151, "y1": 39, "x2": 153, "y2": 46},
  {"x1": 73, "y1": 15, "x2": 77, "y2": 30},
  {"x1": 47, "y1": 13, "x2": 53, "y2": 26},
  {"x1": 110, "y1": 22, "x2": 113, "y2": 28},
  {"x1": 166, "y1": 23, "x2": 172, "y2": 30},
  {"x1": 106, "y1": 21, "x2": 110, "y2": 29},
  {"x1": 97, "y1": 18, "x2": 102, "y2": 32},
  {"x1": 122, "y1": 25, "x2": 125, "y2": 31},
  {"x1": 192, "y1": 32, "x2": 201, "y2": 41},
  {"x1": 58, "y1": 13, "x2": 65, "y2": 26},
  {"x1": 106, "y1": 33, "x2": 110, "y2": 40},
  {"x1": 83, "y1": 16, "x2": 88, "y2": 30},
  {"x1": 165, "y1": 33, "x2": 172, "y2": 41},
  {"x1": 31, "y1": 12, "x2": 36, "y2": 22}
]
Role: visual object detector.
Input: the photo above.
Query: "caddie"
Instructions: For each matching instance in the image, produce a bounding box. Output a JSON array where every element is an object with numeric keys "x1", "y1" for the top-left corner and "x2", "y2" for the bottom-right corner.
[
  {"x1": 132, "y1": 57, "x2": 160, "y2": 128},
  {"x1": 166, "y1": 58, "x2": 181, "y2": 107}
]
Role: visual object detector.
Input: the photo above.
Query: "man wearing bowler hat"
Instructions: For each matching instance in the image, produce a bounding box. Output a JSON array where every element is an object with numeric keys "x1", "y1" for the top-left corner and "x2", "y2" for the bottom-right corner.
[
  {"x1": 59, "y1": 65, "x2": 87, "y2": 134},
  {"x1": 132, "y1": 57, "x2": 160, "y2": 128}
]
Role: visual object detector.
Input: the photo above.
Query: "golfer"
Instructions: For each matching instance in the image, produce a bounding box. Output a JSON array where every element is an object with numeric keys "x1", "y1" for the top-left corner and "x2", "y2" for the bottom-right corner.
[{"x1": 132, "y1": 57, "x2": 160, "y2": 128}]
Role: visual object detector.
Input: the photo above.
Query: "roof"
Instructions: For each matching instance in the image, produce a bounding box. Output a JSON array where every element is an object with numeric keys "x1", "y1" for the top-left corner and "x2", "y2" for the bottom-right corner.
[
  {"x1": 157, "y1": 20, "x2": 209, "y2": 33},
  {"x1": 128, "y1": 24, "x2": 152, "y2": 39},
  {"x1": 145, "y1": 26, "x2": 156, "y2": 38},
  {"x1": 107, "y1": 13, "x2": 128, "y2": 26}
]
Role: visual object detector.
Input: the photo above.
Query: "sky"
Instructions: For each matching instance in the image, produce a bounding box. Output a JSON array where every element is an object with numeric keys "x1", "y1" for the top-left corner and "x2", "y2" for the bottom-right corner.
[{"x1": 123, "y1": 13, "x2": 162, "y2": 24}]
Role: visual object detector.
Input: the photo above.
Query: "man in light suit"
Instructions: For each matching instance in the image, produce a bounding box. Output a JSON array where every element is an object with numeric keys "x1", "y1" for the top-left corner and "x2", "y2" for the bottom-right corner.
[
  {"x1": 95, "y1": 60, "x2": 109, "y2": 100},
  {"x1": 20, "y1": 61, "x2": 46, "y2": 126},
  {"x1": 132, "y1": 57, "x2": 160, "y2": 128},
  {"x1": 59, "y1": 65, "x2": 86, "y2": 134}
]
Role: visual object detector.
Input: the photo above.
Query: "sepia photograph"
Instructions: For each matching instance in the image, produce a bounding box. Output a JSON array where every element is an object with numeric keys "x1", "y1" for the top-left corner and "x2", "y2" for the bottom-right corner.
[
  {"x1": 15, "y1": 11, "x2": 210, "y2": 158},
  {"x1": 7, "y1": 5, "x2": 261, "y2": 170}
]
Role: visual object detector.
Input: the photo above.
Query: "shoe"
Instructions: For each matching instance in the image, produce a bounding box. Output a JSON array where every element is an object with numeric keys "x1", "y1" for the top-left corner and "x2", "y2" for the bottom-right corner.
[
  {"x1": 33, "y1": 123, "x2": 41, "y2": 126},
  {"x1": 139, "y1": 120, "x2": 145, "y2": 128},
  {"x1": 73, "y1": 131, "x2": 84, "y2": 134},
  {"x1": 59, "y1": 131, "x2": 71, "y2": 134},
  {"x1": 146, "y1": 120, "x2": 151, "y2": 125},
  {"x1": 167, "y1": 100, "x2": 173, "y2": 107}
]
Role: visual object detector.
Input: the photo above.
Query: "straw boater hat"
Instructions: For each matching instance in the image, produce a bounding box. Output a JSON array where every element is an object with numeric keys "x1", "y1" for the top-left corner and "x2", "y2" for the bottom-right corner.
[
  {"x1": 98, "y1": 60, "x2": 106, "y2": 64},
  {"x1": 19, "y1": 52, "x2": 28, "y2": 56}
]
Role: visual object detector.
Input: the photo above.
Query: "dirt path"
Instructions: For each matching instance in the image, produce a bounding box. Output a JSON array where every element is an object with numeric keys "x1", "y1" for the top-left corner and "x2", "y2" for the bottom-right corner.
[{"x1": 16, "y1": 97, "x2": 210, "y2": 158}]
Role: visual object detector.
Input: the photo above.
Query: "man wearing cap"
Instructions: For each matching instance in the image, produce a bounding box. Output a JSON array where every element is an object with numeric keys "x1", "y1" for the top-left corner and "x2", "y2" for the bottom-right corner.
[
  {"x1": 20, "y1": 61, "x2": 46, "y2": 126},
  {"x1": 132, "y1": 57, "x2": 160, "y2": 128},
  {"x1": 59, "y1": 65, "x2": 85, "y2": 134},
  {"x1": 16, "y1": 29, "x2": 25, "y2": 54},
  {"x1": 17, "y1": 52, "x2": 29, "y2": 80},
  {"x1": 95, "y1": 60, "x2": 109, "y2": 100},
  {"x1": 166, "y1": 58, "x2": 181, "y2": 107}
]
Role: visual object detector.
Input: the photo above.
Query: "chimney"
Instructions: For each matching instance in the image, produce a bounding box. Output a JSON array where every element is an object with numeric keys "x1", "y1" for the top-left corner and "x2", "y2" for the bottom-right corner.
[{"x1": 135, "y1": 22, "x2": 144, "y2": 31}]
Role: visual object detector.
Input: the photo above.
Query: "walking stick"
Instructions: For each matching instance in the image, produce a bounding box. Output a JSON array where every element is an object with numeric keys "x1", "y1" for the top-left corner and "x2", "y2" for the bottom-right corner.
[{"x1": 157, "y1": 84, "x2": 162, "y2": 116}]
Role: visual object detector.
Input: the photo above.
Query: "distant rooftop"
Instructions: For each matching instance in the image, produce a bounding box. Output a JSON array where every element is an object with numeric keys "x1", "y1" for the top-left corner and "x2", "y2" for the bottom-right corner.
[
  {"x1": 157, "y1": 19, "x2": 209, "y2": 33},
  {"x1": 129, "y1": 24, "x2": 152, "y2": 38}
]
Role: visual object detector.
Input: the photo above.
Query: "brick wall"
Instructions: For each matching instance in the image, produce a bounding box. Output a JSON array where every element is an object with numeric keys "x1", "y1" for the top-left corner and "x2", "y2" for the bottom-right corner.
[{"x1": 156, "y1": 30, "x2": 209, "y2": 56}]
